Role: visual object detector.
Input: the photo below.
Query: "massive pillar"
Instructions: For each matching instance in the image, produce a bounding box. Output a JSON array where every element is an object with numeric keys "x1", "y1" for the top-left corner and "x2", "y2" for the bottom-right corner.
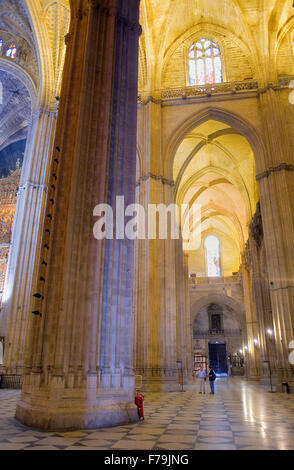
[
  {"x1": 135, "y1": 100, "x2": 192, "y2": 391},
  {"x1": 257, "y1": 88, "x2": 294, "y2": 387},
  {"x1": 135, "y1": 174, "x2": 178, "y2": 391},
  {"x1": 1, "y1": 107, "x2": 57, "y2": 374},
  {"x1": 16, "y1": 0, "x2": 141, "y2": 430}
]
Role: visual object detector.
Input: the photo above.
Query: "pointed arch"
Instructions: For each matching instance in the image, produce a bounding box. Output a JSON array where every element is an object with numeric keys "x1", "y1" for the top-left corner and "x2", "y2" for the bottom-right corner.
[
  {"x1": 0, "y1": 57, "x2": 37, "y2": 104},
  {"x1": 191, "y1": 293, "x2": 245, "y2": 327},
  {"x1": 164, "y1": 106, "x2": 266, "y2": 179}
]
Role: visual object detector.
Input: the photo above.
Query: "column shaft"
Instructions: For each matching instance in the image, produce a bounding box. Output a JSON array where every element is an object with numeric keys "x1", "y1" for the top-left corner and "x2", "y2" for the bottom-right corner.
[
  {"x1": 1, "y1": 108, "x2": 57, "y2": 374},
  {"x1": 258, "y1": 89, "x2": 294, "y2": 383},
  {"x1": 16, "y1": 0, "x2": 141, "y2": 430}
]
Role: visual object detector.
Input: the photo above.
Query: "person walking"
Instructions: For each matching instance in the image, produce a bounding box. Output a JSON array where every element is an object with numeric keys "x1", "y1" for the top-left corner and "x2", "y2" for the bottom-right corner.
[
  {"x1": 208, "y1": 366, "x2": 216, "y2": 395},
  {"x1": 196, "y1": 366, "x2": 207, "y2": 394}
]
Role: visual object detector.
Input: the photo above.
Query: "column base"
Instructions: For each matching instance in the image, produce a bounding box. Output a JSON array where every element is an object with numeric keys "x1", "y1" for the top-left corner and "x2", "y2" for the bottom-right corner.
[
  {"x1": 248, "y1": 374, "x2": 260, "y2": 381},
  {"x1": 276, "y1": 380, "x2": 294, "y2": 394},
  {"x1": 138, "y1": 368, "x2": 193, "y2": 392},
  {"x1": 16, "y1": 398, "x2": 138, "y2": 431},
  {"x1": 142, "y1": 377, "x2": 185, "y2": 392}
]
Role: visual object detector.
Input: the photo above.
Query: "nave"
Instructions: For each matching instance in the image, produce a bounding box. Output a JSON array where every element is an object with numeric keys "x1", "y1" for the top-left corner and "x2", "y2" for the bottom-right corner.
[{"x1": 0, "y1": 378, "x2": 293, "y2": 450}]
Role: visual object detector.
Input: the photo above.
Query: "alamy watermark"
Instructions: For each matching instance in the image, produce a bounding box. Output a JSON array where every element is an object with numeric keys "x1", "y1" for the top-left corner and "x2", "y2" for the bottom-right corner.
[{"x1": 93, "y1": 197, "x2": 202, "y2": 251}]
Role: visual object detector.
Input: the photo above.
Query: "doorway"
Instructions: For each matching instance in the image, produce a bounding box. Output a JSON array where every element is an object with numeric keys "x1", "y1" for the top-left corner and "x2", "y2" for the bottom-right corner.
[{"x1": 209, "y1": 341, "x2": 228, "y2": 375}]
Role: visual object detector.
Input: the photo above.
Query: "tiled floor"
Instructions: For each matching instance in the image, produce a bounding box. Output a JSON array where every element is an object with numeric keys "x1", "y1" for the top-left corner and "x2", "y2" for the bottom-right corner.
[{"x1": 0, "y1": 378, "x2": 294, "y2": 450}]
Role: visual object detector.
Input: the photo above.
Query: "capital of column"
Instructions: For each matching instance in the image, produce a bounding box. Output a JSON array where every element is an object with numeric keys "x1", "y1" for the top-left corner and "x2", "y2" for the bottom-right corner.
[
  {"x1": 65, "y1": 32, "x2": 73, "y2": 45},
  {"x1": 30, "y1": 106, "x2": 58, "y2": 125},
  {"x1": 87, "y1": 0, "x2": 142, "y2": 34},
  {"x1": 257, "y1": 83, "x2": 276, "y2": 95},
  {"x1": 68, "y1": 0, "x2": 142, "y2": 39},
  {"x1": 256, "y1": 163, "x2": 294, "y2": 181},
  {"x1": 17, "y1": 182, "x2": 48, "y2": 195},
  {"x1": 136, "y1": 173, "x2": 175, "y2": 187}
]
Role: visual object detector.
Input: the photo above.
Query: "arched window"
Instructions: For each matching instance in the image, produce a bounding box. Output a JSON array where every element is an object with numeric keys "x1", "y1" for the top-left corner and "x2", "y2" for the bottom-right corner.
[
  {"x1": 205, "y1": 235, "x2": 221, "y2": 277},
  {"x1": 0, "y1": 39, "x2": 3, "y2": 53},
  {"x1": 188, "y1": 39, "x2": 222, "y2": 86},
  {"x1": 5, "y1": 44, "x2": 17, "y2": 59}
]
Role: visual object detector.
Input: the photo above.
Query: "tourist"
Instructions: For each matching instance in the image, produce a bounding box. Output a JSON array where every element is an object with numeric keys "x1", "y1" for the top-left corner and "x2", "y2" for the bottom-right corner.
[
  {"x1": 196, "y1": 366, "x2": 207, "y2": 394},
  {"x1": 208, "y1": 366, "x2": 217, "y2": 395}
]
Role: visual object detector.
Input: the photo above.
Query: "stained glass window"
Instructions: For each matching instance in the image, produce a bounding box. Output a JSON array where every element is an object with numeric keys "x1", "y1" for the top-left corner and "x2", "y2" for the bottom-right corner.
[
  {"x1": 205, "y1": 235, "x2": 221, "y2": 277},
  {"x1": 188, "y1": 39, "x2": 223, "y2": 86},
  {"x1": 5, "y1": 45, "x2": 17, "y2": 59}
]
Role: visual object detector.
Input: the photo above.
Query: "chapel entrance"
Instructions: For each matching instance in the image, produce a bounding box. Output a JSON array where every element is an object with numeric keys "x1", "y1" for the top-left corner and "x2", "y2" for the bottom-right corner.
[{"x1": 209, "y1": 341, "x2": 228, "y2": 375}]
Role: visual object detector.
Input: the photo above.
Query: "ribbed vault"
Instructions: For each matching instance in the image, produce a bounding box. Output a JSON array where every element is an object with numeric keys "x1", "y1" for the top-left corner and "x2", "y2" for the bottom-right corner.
[{"x1": 174, "y1": 119, "x2": 259, "y2": 277}]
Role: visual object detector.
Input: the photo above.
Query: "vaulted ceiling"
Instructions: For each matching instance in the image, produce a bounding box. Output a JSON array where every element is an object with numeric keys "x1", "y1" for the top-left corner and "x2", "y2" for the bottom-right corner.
[
  {"x1": 139, "y1": 0, "x2": 294, "y2": 90},
  {"x1": 0, "y1": 0, "x2": 36, "y2": 158},
  {"x1": 0, "y1": 0, "x2": 70, "y2": 160},
  {"x1": 0, "y1": 70, "x2": 31, "y2": 153},
  {"x1": 175, "y1": 119, "x2": 259, "y2": 274},
  {"x1": 0, "y1": 0, "x2": 36, "y2": 52},
  {"x1": 0, "y1": 0, "x2": 39, "y2": 83}
]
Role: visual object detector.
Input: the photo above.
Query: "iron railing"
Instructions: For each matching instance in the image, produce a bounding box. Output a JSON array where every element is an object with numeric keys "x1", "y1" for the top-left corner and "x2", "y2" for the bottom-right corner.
[
  {"x1": 0, "y1": 374, "x2": 22, "y2": 389},
  {"x1": 194, "y1": 329, "x2": 242, "y2": 338}
]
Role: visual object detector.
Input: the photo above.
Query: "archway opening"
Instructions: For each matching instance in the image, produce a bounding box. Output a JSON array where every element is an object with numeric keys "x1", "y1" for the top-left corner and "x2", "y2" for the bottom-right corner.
[
  {"x1": 192, "y1": 298, "x2": 244, "y2": 377},
  {"x1": 209, "y1": 340, "x2": 228, "y2": 375},
  {"x1": 174, "y1": 118, "x2": 259, "y2": 278},
  {"x1": 175, "y1": 118, "x2": 258, "y2": 382}
]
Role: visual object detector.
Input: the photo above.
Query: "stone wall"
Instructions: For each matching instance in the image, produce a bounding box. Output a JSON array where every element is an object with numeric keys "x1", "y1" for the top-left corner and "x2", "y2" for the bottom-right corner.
[{"x1": 162, "y1": 29, "x2": 254, "y2": 89}]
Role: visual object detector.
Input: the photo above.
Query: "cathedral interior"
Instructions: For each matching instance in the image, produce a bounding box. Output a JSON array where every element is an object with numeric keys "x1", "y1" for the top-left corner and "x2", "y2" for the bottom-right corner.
[{"x1": 0, "y1": 0, "x2": 294, "y2": 451}]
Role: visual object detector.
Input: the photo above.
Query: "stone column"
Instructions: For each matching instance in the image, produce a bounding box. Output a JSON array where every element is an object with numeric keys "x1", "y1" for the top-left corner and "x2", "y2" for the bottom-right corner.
[
  {"x1": 182, "y1": 251, "x2": 193, "y2": 381},
  {"x1": 135, "y1": 173, "x2": 178, "y2": 391},
  {"x1": 249, "y1": 237, "x2": 275, "y2": 384},
  {"x1": 0, "y1": 106, "x2": 57, "y2": 374},
  {"x1": 16, "y1": 0, "x2": 141, "y2": 430},
  {"x1": 241, "y1": 256, "x2": 260, "y2": 380},
  {"x1": 257, "y1": 88, "x2": 294, "y2": 386},
  {"x1": 135, "y1": 95, "x2": 190, "y2": 391},
  {"x1": 175, "y1": 244, "x2": 193, "y2": 382}
]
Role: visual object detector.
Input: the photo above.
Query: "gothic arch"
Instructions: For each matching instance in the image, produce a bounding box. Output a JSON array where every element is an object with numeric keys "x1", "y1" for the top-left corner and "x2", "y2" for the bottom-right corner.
[
  {"x1": 189, "y1": 205, "x2": 245, "y2": 248},
  {"x1": 276, "y1": 16, "x2": 294, "y2": 53},
  {"x1": 177, "y1": 164, "x2": 252, "y2": 224},
  {"x1": 191, "y1": 293, "x2": 245, "y2": 328},
  {"x1": 0, "y1": 57, "x2": 37, "y2": 105},
  {"x1": 174, "y1": 128, "x2": 242, "y2": 191},
  {"x1": 25, "y1": 0, "x2": 70, "y2": 108},
  {"x1": 161, "y1": 22, "x2": 257, "y2": 89},
  {"x1": 275, "y1": 16, "x2": 294, "y2": 77},
  {"x1": 164, "y1": 106, "x2": 266, "y2": 179}
]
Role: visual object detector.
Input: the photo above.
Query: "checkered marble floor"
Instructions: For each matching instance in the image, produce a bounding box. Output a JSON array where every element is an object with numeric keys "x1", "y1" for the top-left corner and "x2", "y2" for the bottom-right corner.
[{"x1": 0, "y1": 378, "x2": 294, "y2": 450}]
